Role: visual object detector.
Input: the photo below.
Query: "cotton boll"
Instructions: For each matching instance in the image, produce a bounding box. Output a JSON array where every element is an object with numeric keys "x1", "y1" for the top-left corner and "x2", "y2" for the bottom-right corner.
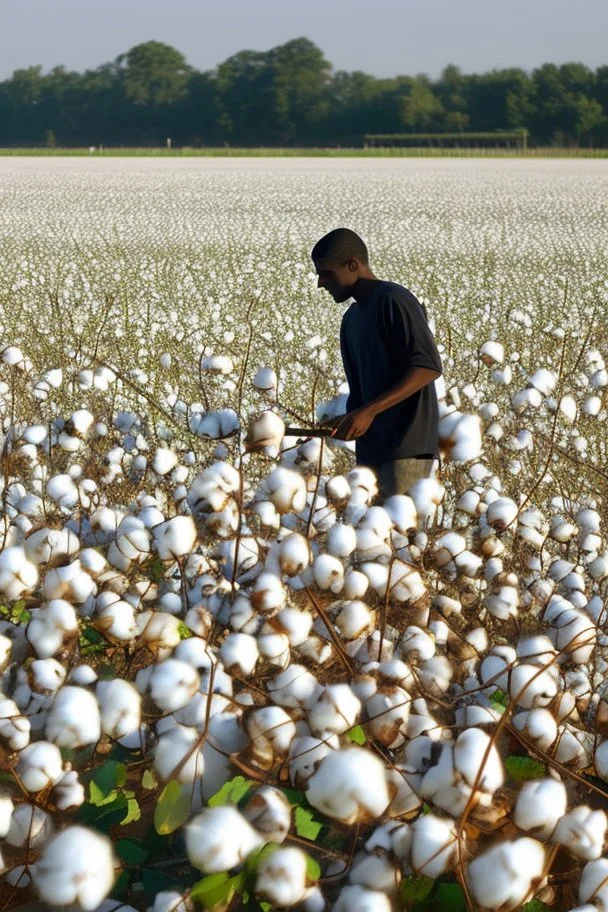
[
  {"x1": 0, "y1": 546, "x2": 38, "y2": 599},
  {"x1": 289, "y1": 735, "x2": 337, "y2": 787},
  {"x1": 529, "y1": 369, "x2": 557, "y2": 395},
  {"x1": 408, "y1": 477, "x2": 444, "y2": 524},
  {"x1": 31, "y1": 825, "x2": 116, "y2": 910},
  {"x1": 152, "y1": 447, "x2": 178, "y2": 476},
  {"x1": 547, "y1": 608, "x2": 596, "y2": 664},
  {"x1": 327, "y1": 523, "x2": 357, "y2": 558},
  {"x1": 418, "y1": 656, "x2": 453, "y2": 695},
  {"x1": 309, "y1": 684, "x2": 361, "y2": 737},
  {"x1": 325, "y1": 474, "x2": 351, "y2": 505},
  {"x1": 594, "y1": 740, "x2": 608, "y2": 781},
  {"x1": 252, "y1": 366, "x2": 278, "y2": 396},
  {"x1": 509, "y1": 664, "x2": 558, "y2": 708},
  {"x1": 467, "y1": 838, "x2": 545, "y2": 910},
  {"x1": 140, "y1": 659, "x2": 200, "y2": 712},
  {"x1": 559, "y1": 394, "x2": 578, "y2": 424},
  {"x1": 257, "y1": 631, "x2": 291, "y2": 668},
  {"x1": 17, "y1": 741, "x2": 63, "y2": 792},
  {"x1": 243, "y1": 787, "x2": 292, "y2": 843},
  {"x1": 24, "y1": 527, "x2": 80, "y2": 567},
  {"x1": 514, "y1": 778, "x2": 567, "y2": 837},
  {"x1": 255, "y1": 846, "x2": 308, "y2": 907},
  {"x1": 453, "y1": 727, "x2": 503, "y2": 794},
  {"x1": 484, "y1": 585, "x2": 519, "y2": 620},
  {"x1": 0, "y1": 794, "x2": 14, "y2": 837},
  {"x1": 6, "y1": 803, "x2": 53, "y2": 848},
  {"x1": 247, "y1": 706, "x2": 296, "y2": 769},
  {"x1": 45, "y1": 686, "x2": 101, "y2": 748},
  {"x1": 410, "y1": 814, "x2": 457, "y2": 878},
  {"x1": 343, "y1": 569, "x2": 369, "y2": 599},
  {"x1": 186, "y1": 806, "x2": 263, "y2": 872},
  {"x1": 263, "y1": 467, "x2": 307, "y2": 514},
  {"x1": 554, "y1": 726, "x2": 593, "y2": 769},
  {"x1": 583, "y1": 395, "x2": 602, "y2": 416},
  {"x1": 486, "y1": 496, "x2": 518, "y2": 530},
  {"x1": 154, "y1": 725, "x2": 204, "y2": 782},
  {"x1": 96, "y1": 599, "x2": 138, "y2": 642},
  {"x1": 0, "y1": 699, "x2": 32, "y2": 750},
  {"x1": 366, "y1": 686, "x2": 411, "y2": 749},
  {"x1": 349, "y1": 850, "x2": 400, "y2": 892},
  {"x1": 277, "y1": 533, "x2": 310, "y2": 576},
  {"x1": 579, "y1": 858, "x2": 608, "y2": 908},
  {"x1": 43, "y1": 560, "x2": 95, "y2": 604},
  {"x1": 307, "y1": 748, "x2": 389, "y2": 824},
  {"x1": 53, "y1": 769, "x2": 85, "y2": 809},
  {"x1": 400, "y1": 627, "x2": 435, "y2": 662},
  {"x1": 312, "y1": 554, "x2": 344, "y2": 593},
  {"x1": 552, "y1": 805, "x2": 606, "y2": 861},
  {"x1": 480, "y1": 341, "x2": 504, "y2": 365},
  {"x1": 220, "y1": 633, "x2": 259, "y2": 675},
  {"x1": 333, "y1": 885, "x2": 391, "y2": 912},
  {"x1": 246, "y1": 411, "x2": 285, "y2": 452},
  {"x1": 153, "y1": 516, "x2": 197, "y2": 560},
  {"x1": 96, "y1": 679, "x2": 141, "y2": 740},
  {"x1": 512, "y1": 708, "x2": 558, "y2": 751},
  {"x1": 267, "y1": 665, "x2": 320, "y2": 708},
  {"x1": 251, "y1": 572, "x2": 285, "y2": 613},
  {"x1": 333, "y1": 600, "x2": 374, "y2": 640},
  {"x1": 136, "y1": 611, "x2": 182, "y2": 655}
]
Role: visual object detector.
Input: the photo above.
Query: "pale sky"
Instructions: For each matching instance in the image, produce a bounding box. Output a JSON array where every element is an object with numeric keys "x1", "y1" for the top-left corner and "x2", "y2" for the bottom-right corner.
[{"x1": 1, "y1": 0, "x2": 606, "y2": 80}]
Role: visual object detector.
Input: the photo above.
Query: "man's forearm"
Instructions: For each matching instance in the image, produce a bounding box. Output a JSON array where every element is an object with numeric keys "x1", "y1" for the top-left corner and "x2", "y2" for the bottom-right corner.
[{"x1": 366, "y1": 366, "x2": 441, "y2": 418}]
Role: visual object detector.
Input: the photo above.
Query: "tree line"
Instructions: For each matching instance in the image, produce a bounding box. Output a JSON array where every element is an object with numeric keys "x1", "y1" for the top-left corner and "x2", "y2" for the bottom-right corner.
[{"x1": 2, "y1": 38, "x2": 607, "y2": 148}]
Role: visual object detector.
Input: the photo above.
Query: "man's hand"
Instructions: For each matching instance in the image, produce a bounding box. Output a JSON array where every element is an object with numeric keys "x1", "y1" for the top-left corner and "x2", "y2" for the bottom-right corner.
[{"x1": 331, "y1": 406, "x2": 376, "y2": 441}]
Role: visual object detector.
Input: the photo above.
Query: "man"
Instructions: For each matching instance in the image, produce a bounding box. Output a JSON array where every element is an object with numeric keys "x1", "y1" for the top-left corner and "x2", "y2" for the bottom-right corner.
[{"x1": 312, "y1": 227, "x2": 442, "y2": 499}]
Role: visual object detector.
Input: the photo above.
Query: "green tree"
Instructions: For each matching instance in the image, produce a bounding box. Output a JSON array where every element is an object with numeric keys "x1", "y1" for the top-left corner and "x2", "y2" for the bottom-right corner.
[
  {"x1": 117, "y1": 41, "x2": 191, "y2": 106},
  {"x1": 399, "y1": 77, "x2": 444, "y2": 131}
]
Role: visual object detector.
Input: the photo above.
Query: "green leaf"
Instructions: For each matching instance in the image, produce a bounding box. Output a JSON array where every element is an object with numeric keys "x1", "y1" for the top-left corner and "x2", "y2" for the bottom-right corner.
[
  {"x1": 142, "y1": 769, "x2": 158, "y2": 790},
  {"x1": 110, "y1": 869, "x2": 131, "y2": 900},
  {"x1": 92, "y1": 760, "x2": 127, "y2": 798},
  {"x1": 399, "y1": 875, "x2": 434, "y2": 906},
  {"x1": 346, "y1": 724, "x2": 367, "y2": 745},
  {"x1": 191, "y1": 872, "x2": 245, "y2": 908},
  {"x1": 208, "y1": 775, "x2": 254, "y2": 807},
  {"x1": 77, "y1": 793, "x2": 129, "y2": 832},
  {"x1": 305, "y1": 853, "x2": 321, "y2": 881},
  {"x1": 489, "y1": 688, "x2": 508, "y2": 712},
  {"x1": 123, "y1": 796, "x2": 141, "y2": 825},
  {"x1": 295, "y1": 806, "x2": 322, "y2": 840},
  {"x1": 115, "y1": 838, "x2": 149, "y2": 865},
  {"x1": 505, "y1": 755, "x2": 547, "y2": 782},
  {"x1": 89, "y1": 782, "x2": 118, "y2": 807},
  {"x1": 523, "y1": 901, "x2": 551, "y2": 912},
  {"x1": 178, "y1": 621, "x2": 192, "y2": 639},
  {"x1": 433, "y1": 883, "x2": 468, "y2": 912},
  {"x1": 154, "y1": 780, "x2": 191, "y2": 835},
  {"x1": 140, "y1": 868, "x2": 180, "y2": 903}
]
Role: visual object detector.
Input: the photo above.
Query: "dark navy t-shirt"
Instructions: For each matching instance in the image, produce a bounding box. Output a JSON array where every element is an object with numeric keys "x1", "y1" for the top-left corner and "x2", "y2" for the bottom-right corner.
[{"x1": 339, "y1": 280, "x2": 442, "y2": 464}]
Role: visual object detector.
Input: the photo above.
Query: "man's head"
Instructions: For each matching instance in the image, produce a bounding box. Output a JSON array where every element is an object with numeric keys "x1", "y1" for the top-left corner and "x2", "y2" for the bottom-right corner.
[{"x1": 311, "y1": 228, "x2": 371, "y2": 302}]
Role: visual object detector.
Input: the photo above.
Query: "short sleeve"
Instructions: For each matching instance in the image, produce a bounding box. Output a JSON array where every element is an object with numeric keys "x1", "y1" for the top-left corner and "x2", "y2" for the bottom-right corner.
[{"x1": 377, "y1": 290, "x2": 442, "y2": 374}]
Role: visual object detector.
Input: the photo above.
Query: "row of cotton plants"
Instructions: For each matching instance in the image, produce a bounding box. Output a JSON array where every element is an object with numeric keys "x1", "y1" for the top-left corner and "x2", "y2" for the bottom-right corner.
[{"x1": 0, "y1": 309, "x2": 608, "y2": 912}]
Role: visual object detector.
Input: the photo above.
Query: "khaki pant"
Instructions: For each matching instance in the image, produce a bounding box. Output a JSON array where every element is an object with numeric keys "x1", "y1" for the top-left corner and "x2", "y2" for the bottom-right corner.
[{"x1": 364, "y1": 457, "x2": 436, "y2": 499}]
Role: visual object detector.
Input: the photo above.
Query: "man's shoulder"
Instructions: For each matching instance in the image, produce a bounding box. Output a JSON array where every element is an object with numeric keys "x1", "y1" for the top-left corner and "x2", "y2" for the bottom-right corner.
[{"x1": 376, "y1": 282, "x2": 427, "y2": 319}]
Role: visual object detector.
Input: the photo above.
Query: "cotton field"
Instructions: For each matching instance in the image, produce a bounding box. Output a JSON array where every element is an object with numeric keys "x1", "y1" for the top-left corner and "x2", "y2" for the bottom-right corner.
[{"x1": 0, "y1": 157, "x2": 607, "y2": 912}]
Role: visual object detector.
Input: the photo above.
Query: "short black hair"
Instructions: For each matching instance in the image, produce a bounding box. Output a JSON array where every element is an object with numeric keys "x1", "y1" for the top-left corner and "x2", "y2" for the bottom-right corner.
[{"x1": 311, "y1": 228, "x2": 369, "y2": 267}]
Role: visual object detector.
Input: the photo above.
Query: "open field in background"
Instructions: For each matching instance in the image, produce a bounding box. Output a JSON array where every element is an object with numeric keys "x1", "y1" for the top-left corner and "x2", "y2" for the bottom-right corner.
[
  {"x1": 0, "y1": 157, "x2": 608, "y2": 910},
  {"x1": 2, "y1": 147, "x2": 608, "y2": 157}
]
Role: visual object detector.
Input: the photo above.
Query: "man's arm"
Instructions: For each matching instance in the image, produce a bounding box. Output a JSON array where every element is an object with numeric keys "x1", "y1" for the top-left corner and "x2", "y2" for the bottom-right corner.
[{"x1": 332, "y1": 365, "x2": 440, "y2": 441}]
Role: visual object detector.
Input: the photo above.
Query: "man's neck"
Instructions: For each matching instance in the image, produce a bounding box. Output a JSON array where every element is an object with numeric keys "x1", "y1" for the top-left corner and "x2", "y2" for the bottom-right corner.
[{"x1": 351, "y1": 275, "x2": 381, "y2": 304}]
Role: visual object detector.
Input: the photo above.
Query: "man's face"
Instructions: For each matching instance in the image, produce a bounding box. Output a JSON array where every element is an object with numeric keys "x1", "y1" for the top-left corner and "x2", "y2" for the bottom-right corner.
[{"x1": 313, "y1": 257, "x2": 359, "y2": 303}]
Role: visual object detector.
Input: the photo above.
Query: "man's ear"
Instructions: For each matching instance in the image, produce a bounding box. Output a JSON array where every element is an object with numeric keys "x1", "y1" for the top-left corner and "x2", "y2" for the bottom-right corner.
[{"x1": 347, "y1": 258, "x2": 359, "y2": 273}]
